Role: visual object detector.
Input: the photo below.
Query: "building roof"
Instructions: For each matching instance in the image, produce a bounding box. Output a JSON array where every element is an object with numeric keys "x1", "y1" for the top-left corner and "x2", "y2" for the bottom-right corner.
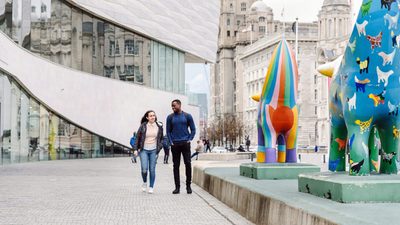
[{"x1": 68, "y1": 0, "x2": 219, "y2": 63}]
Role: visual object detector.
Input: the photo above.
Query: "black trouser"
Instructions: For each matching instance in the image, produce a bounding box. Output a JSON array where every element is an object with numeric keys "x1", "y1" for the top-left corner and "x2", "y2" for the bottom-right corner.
[
  {"x1": 171, "y1": 142, "x2": 191, "y2": 188},
  {"x1": 163, "y1": 147, "x2": 170, "y2": 163}
]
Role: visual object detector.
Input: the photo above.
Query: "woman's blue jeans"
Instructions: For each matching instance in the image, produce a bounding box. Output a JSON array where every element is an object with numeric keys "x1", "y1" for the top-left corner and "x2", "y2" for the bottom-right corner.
[{"x1": 139, "y1": 149, "x2": 157, "y2": 188}]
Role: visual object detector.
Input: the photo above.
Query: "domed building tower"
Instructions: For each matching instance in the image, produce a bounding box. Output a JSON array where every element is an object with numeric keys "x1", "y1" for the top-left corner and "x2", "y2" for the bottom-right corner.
[{"x1": 315, "y1": 0, "x2": 352, "y2": 150}]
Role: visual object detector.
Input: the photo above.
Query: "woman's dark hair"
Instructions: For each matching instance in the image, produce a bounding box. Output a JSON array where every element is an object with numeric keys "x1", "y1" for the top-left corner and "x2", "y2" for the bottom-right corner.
[{"x1": 141, "y1": 110, "x2": 157, "y2": 124}]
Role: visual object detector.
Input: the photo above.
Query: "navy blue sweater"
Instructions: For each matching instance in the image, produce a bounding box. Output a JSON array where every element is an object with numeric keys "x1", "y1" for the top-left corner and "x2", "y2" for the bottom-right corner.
[{"x1": 166, "y1": 112, "x2": 196, "y2": 144}]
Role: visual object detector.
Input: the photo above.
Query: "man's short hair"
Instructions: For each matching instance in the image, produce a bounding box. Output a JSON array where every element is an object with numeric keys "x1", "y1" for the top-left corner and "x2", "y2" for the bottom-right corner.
[{"x1": 172, "y1": 99, "x2": 181, "y2": 105}]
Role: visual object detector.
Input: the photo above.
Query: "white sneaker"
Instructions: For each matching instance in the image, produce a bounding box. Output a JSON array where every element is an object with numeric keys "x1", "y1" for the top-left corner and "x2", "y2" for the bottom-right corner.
[
  {"x1": 148, "y1": 187, "x2": 154, "y2": 194},
  {"x1": 141, "y1": 183, "x2": 147, "y2": 192}
]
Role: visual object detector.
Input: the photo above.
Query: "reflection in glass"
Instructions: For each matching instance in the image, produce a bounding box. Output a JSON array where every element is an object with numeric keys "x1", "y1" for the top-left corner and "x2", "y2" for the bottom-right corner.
[
  {"x1": 48, "y1": 112, "x2": 59, "y2": 160},
  {"x1": 1, "y1": 75, "x2": 12, "y2": 165},
  {"x1": 103, "y1": 22, "x2": 115, "y2": 78},
  {"x1": 133, "y1": 34, "x2": 143, "y2": 83},
  {"x1": 92, "y1": 18, "x2": 104, "y2": 76},
  {"x1": 151, "y1": 41, "x2": 159, "y2": 88},
  {"x1": 60, "y1": 1, "x2": 72, "y2": 67},
  {"x1": 172, "y1": 49, "x2": 179, "y2": 93},
  {"x1": 30, "y1": 0, "x2": 41, "y2": 55},
  {"x1": 158, "y1": 43, "x2": 166, "y2": 90},
  {"x1": 10, "y1": 82, "x2": 21, "y2": 163},
  {"x1": 58, "y1": 118, "x2": 69, "y2": 159},
  {"x1": 178, "y1": 52, "x2": 185, "y2": 94},
  {"x1": 124, "y1": 30, "x2": 136, "y2": 82},
  {"x1": 39, "y1": 105, "x2": 49, "y2": 161},
  {"x1": 81, "y1": 129, "x2": 92, "y2": 158},
  {"x1": 21, "y1": 0, "x2": 31, "y2": 48},
  {"x1": 114, "y1": 26, "x2": 124, "y2": 80},
  {"x1": 11, "y1": 0, "x2": 22, "y2": 43},
  {"x1": 91, "y1": 135, "x2": 100, "y2": 157},
  {"x1": 71, "y1": 6, "x2": 82, "y2": 70},
  {"x1": 82, "y1": 13, "x2": 93, "y2": 73},
  {"x1": 142, "y1": 38, "x2": 151, "y2": 86},
  {"x1": 28, "y1": 98, "x2": 40, "y2": 161},
  {"x1": 40, "y1": 0, "x2": 51, "y2": 59},
  {"x1": 19, "y1": 90, "x2": 29, "y2": 162},
  {"x1": 69, "y1": 124, "x2": 82, "y2": 159},
  {"x1": 166, "y1": 46, "x2": 173, "y2": 92},
  {"x1": 104, "y1": 140, "x2": 113, "y2": 157},
  {"x1": 50, "y1": 0, "x2": 61, "y2": 64}
]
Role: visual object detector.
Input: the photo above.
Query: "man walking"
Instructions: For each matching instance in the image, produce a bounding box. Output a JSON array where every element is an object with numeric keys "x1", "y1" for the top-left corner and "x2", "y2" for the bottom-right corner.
[{"x1": 166, "y1": 99, "x2": 196, "y2": 194}]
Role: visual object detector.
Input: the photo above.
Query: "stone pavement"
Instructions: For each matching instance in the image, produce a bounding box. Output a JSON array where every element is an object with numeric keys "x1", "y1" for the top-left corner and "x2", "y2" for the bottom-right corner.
[{"x1": 0, "y1": 157, "x2": 254, "y2": 225}]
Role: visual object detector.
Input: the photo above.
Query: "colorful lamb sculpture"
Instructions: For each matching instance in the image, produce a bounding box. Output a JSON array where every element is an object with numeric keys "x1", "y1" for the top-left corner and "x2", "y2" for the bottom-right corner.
[
  {"x1": 319, "y1": 0, "x2": 400, "y2": 175},
  {"x1": 252, "y1": 39, "x2": 299, "y2": 163}
]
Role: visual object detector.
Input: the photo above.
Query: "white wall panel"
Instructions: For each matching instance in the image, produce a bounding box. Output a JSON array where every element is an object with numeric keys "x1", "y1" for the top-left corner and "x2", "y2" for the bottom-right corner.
[
  {"x1": 0, "y1": 32, "x2": 199, "y2": 147},
  {"x1": 67, "y1": 0, "x2": 219, "y2": 63}
]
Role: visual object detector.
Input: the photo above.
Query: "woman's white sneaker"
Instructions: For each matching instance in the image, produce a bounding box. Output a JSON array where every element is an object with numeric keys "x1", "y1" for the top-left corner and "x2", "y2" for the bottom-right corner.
[
  {"x1": 148, "y1": 188, "x2": 154, "y2": 194},
  {"x1": 141, "y1": 183, "x2": 147, "y2": 192}
]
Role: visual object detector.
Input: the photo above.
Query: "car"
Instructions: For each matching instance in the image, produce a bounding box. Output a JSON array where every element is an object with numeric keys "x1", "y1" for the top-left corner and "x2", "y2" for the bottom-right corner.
[{"x1": 211, "y1": 146, "x2": 227, "y2": 153}]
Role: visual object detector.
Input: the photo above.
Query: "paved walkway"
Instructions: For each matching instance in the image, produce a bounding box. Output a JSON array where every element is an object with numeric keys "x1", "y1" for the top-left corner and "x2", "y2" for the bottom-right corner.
[{"x1": 0, "y1": 157, "x2": 253, "y2": 225}]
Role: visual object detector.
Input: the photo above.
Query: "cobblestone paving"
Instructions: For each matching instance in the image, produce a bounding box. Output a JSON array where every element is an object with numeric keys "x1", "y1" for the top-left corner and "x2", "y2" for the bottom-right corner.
[{"x1": 0, "y1": 157, "x2": 253, "y2": 225}]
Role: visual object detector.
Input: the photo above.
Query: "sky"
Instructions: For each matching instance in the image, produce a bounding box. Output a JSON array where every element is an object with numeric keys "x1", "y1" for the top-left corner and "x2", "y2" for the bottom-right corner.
[{"x1": 185, "y1": 0, "x2": 364, "y2": 96}]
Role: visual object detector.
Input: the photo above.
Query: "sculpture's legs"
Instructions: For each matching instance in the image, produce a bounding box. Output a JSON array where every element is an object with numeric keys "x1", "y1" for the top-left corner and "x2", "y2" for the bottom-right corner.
[
  {"x1": 347, "y1": 124, "x2": 371, "y2": 175},
  {"x1": 377, "y1": 123, "x2": 400, "y2": 174},
  {"x1": 329, "y1": 124, "x2": 347, "y2": 172},
  {"x1": 277, "y1": 135, "x2": 286, "y2": 163},
  {"x1": 285, "y1": 107, "x2": 298, "y2": 163},
  {"x1": 368, "y1": 126, "x2": 380, "y2": 172}
]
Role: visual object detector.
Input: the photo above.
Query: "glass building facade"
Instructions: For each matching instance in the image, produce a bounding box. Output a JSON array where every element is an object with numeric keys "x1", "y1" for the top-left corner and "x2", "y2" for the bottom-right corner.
[
  {"x1": 0, "y1": 0, "x2": 185, "y2": 94},
  {"x1": 0, "y1": 72, "x2": 130, "y2": 165}
]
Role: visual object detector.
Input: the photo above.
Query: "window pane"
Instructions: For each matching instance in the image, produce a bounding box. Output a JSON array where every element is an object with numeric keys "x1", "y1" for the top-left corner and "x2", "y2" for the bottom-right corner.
[
  {"x1": 151, "y1": 41, "x2": 158, "y2": 88},
  {"x1": 82, "y1": 13, "x2": 93, "y2": 73},
  {"x1": 133, "y1": 34, "x2": 143, "y2": 83},
  {"x1": 58, "y1": 118, "x2": 69, "y2": 159},
  {"x1": 1, "y1": 75, "x2": 12, "y2": 165},
  {"x1": 71, "y1": 6, "x2": 82, "y2": 70},
  {"x1": 166, "y1": 46, "x2": 173, "y2": 91},
  {"x1": 10, "y1": 82, "x2": 21, "y2": 163},
  {"x1": 92, "y1": 18, "x2": 104, "y2": 76},
  {"x1": 19, "y1": 90, "x2": 29, "y2": 163},
  {"x1": 103, "y1": 23, "x2": 115, "y2": 78},
  {"x1": 142, "y1": 38, "x2": 151, "y2": 86},
  {"x1": 50, "y1": 0, "x2": 61, "y2": 64},
  {"x1": 172, "y1": 49, "x2": 179, "y2": 93},
  {"x1": 69, "y1": 124, "x2": 82, "y2": 159},
  {"x1": 158, "y1": 43, "x2": 166, "y2": 90},
  {"x1": 39, "y1": 0, "x2": 51, "y2": 59},
  {"x1": 28, "y1": 98, "x2": 40, "y2": 162},
  {"x1": 39, "y1": 105, "x2": 49, "y2": 161},
  {"x1": 60, "y1": 1, "x2": 72, "y2": 67},
  {"x1": 0, "y1": 0, "x2": 12, "y2": 36},
  {"x1": 48, "y1": 112, "x2": 59, "y2": 160},
  {"x1": 81, "y1": 129, "x2": 92, "y2": 158}
]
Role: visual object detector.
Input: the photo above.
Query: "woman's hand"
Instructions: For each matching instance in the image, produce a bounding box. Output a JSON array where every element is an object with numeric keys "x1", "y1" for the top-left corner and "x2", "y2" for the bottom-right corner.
[{"x1": 133, "y1": 150, "x2": 138, "y2": 157}]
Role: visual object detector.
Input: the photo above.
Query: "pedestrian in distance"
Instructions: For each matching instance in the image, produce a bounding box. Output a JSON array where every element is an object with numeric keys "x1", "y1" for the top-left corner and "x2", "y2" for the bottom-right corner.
[
  {"x1": 130, "y1": 132, "x2": 137, "y2": 163},
  {"x1": 133, "y1": 110, "x2": 163, "y2": 194},
  {"x1": 162, "y1": 135, "x2": 170, "y2": 164},
  {"x1": 191, "y1": 140, "x2": 204, "y2": 160},
  {"x1": 166, "y1": 99, "x2": 196, "y2": 194}
]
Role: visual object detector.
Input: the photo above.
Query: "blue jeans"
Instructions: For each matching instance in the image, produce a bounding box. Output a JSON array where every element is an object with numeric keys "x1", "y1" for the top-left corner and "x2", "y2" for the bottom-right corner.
[{"x1": 139, "y1": 149, "x2": 157, "y2": 188}]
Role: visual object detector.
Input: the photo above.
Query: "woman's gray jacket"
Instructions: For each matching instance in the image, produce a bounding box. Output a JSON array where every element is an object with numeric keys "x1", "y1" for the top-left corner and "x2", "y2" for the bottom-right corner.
[{"x1": 133, "y1": 121, "x2": 163, "y2": 153}]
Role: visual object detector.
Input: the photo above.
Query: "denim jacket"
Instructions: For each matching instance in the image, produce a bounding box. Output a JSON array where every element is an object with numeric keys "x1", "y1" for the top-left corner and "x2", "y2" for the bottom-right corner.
[{"x1": 133, "y1": 121, "x2": 163, "y2": 152}]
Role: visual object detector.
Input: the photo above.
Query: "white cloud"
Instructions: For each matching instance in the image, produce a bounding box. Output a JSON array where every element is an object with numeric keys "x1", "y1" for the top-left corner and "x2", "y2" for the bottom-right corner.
[{"x1": 187, "y1": 73, "x2": 209, "y2": 93}]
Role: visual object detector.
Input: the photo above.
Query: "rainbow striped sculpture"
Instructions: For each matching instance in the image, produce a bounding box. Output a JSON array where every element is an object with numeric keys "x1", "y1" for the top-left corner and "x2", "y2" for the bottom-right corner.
[{"x1": 252, "y1": 39, "x2": 299, "y2": 163}]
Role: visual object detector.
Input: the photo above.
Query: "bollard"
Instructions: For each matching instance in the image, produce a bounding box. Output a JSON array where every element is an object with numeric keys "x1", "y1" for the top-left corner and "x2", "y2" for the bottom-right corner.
[{"x1": 323, "y1": 154, "x2": 326, "y2": 163}]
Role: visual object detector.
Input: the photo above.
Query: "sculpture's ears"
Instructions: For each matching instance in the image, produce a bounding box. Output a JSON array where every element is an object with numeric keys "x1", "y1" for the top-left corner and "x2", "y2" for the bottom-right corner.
[
  {"x1": 316, "y1": 55, "x2": 343, "y2": 78},
  {"x1": 317, "y1": 64, "x2": 334, "y2": 78},
  {"x1": 251, "y1": 94, "x2": 261, "y2": 102}
]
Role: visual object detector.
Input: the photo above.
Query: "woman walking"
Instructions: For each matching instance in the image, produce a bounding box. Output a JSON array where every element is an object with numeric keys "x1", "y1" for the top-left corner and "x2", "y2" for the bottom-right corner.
[{"x1": 133, "y1": 110, "x2": 163, "y2": 193}]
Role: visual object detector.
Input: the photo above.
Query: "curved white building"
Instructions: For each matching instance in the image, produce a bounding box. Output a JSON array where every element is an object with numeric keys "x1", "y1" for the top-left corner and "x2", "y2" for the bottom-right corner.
[{"x1": 0, "y1": 0, "x2": 219, "y2": 164}]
